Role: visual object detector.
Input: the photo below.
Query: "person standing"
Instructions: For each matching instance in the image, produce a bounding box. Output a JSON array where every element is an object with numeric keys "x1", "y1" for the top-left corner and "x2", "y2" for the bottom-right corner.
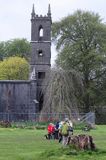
[
  {"x1": 61, "y1": 119, "x2": 69, "y2": 146},
  {"x1": 54, "y1": 121, "x2": 59, "y2": 139}
]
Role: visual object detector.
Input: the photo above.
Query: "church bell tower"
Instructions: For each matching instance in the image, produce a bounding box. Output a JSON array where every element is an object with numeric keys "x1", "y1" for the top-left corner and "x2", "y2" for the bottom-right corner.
[{"x1": 30, "y1": 4, "x2": 52, "y2": 111}]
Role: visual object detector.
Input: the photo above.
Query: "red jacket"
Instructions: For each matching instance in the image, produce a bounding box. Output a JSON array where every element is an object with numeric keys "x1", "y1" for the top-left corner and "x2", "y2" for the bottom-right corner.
[{"x1": 47, "y1": 124, "x2": 55, "y2": 134}]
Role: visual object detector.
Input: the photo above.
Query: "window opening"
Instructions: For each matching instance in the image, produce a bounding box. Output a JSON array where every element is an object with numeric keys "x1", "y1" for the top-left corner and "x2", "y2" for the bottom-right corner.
[
  {"x1": 39, "y1": 26, "x2": 43, "y2": 40},
  {"x1": 39, "y1": 26, "x2": 43, "y2": 38},
  {"x1": 38, "y1": 50, "x2": 43, "y2": 57},
  {"x1": 38, "y1": 72, "x2": 45, "y2": 79}
]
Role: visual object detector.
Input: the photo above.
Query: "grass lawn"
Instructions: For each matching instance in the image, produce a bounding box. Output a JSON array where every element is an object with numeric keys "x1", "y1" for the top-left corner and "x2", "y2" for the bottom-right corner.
[{"x1": 0, "y1": 125, "x2": 105, "y2": 160}]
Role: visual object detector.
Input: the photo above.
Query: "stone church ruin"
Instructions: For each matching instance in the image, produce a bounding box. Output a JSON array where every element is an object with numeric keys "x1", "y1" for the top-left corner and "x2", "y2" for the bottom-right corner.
[{"x1": 0, "y1": 4, "x2": 52, "y2": 121}]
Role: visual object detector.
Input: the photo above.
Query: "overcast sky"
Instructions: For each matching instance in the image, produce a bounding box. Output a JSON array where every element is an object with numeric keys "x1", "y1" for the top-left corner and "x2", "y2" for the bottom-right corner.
[{"x1": 0, "y1": 0, "x2": 106, "y2": 65}]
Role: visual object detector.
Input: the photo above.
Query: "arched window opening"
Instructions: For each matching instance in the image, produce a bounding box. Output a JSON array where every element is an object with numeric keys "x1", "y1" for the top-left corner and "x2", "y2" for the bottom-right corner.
[
  {"x1": 39, "y1": 28, "x2": 43, "y2": 37},
  {"x1": 38, "y1": 49, "x2": 43, "y2": 57},
  {"x1": 39, "y1": 26, "x2": 43, "y2": 38},
  {"x1": 39, "y1": 26, "x2": 44, "y2": 40}
]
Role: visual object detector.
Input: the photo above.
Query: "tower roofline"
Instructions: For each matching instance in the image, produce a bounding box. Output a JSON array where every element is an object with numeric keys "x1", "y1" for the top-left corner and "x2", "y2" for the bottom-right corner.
[
  {"x1": 31, "y1": 4, "x2": 51, "y2": 19},
  {"x1": 31, "y1": 4, "x2": 35, "y2": 18},
  {"x1": 47, "y1": 4, "x2": 51, "y2": 17}
]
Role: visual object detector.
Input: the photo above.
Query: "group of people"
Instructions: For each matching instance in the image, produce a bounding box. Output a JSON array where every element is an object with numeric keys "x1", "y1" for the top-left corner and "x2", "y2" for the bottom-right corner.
[
  {"x1": 45, "y1": 118, "x2": 96, "y2": 150},
  {"x1": 45, "y1": 118, "x2": 73, "y2": 146}
]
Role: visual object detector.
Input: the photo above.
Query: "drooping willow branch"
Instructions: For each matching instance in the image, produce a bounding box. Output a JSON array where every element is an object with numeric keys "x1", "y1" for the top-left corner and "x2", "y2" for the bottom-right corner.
[{"x1": 40, "y1": 68, "x2": 83, "y2": 119}]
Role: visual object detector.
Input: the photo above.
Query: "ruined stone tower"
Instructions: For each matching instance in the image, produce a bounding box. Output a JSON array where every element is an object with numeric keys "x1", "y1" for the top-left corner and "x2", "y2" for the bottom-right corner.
[{"x1": 30, "y1": 4, "x2": 52, "y2": 111}]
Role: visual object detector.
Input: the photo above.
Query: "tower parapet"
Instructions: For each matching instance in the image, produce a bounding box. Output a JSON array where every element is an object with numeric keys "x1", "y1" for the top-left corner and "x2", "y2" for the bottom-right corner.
[{"x1": 31, "y1": 4, "x2": 52, "y2": 20}]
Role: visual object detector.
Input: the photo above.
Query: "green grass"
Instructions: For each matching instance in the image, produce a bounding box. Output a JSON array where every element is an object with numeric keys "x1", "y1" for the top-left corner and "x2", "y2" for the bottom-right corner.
[{"x1": 0, "y1": 125, "x2": 105, "y2": 160}]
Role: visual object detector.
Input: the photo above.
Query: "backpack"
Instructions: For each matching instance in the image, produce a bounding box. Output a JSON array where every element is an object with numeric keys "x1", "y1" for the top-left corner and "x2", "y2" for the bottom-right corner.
[{"x1": 61, "y1": 123, "x2": 69, "y2": 136}]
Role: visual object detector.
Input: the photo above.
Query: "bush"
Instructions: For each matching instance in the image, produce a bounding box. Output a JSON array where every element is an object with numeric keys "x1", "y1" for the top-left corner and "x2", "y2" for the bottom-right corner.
[
  {"x1": 73, "y1": 122, "x2": 86, "y2": 130},
  {"x1": 0, "y1": 121, "x2": 11, "y2": 128},
  {"x1": 11, "y1": 121, "x2": 46, "y2": 130}
]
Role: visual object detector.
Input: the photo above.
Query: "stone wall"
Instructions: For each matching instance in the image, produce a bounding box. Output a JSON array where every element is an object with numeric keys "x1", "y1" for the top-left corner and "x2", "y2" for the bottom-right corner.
[{"x1": 0, "y1": 80, "x2": 37, "y2": 121}]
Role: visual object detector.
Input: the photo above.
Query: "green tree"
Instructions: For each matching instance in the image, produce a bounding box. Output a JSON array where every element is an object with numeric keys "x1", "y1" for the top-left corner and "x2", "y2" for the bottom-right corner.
[
  {"x1": 40, "y1": 68, "x2": 83, "y2": 117},
  {"x1": 0, "y1": 42, "x2": 5, "y2": 61},
  {"x1": 52, "y1": 10, "x2": 106, "y2": 112},
  {"x1": 93, "y1": 74, "x2": 106, "y2": 106},
  {"x1": 0, "y1": 38, "x2": 31, "y2": 61},
  {"x1": 0, "y1": 56, "x2": 29, "y2": 80}
]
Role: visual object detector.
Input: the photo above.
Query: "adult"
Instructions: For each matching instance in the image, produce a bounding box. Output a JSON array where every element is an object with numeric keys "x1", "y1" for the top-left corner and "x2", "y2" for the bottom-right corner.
[
  {"x1": 54, "y1": 121, "x2": 60, "y2": 139},
  {"x1": 61, "y1": 118, "x2": 69, "y2": 146}
]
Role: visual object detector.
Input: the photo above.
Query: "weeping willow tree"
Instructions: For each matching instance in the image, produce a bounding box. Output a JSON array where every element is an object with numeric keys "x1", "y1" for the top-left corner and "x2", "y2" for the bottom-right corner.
[{"x1": 40, "y1": 68, "x2": 83, "y2": 118}]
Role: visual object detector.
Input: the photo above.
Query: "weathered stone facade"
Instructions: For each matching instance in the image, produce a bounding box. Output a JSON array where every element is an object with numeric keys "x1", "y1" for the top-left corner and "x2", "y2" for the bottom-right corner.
[
  {"x1": 0, "y1": 4, "x2": 51, "y2": 121},
  {"x1": 0, "y1": 80, "x2": 37, "y2": 121},
  {"x1": 30, "y1": 4, "x2": 51, "y2": 111}
]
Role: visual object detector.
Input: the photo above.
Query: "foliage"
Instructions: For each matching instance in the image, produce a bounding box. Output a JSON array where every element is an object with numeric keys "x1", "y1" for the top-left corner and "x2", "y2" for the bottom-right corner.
[
  {"x1": 0, "y1": 56, "x2": 29, "y2": 80},
  {"x1": 95, "y1": 106, "x2": 106, "y2": 124},
  {"x1": 0, "y1": 42, "x2": 5, "y2": 61},
  {"x1": 0, "y1": 121, "x2": 11, "y2": 128},
  {"x1": 11, "y1": 121, "x2": 46, "y2": 130},
  {"x1": 41, "y1": 68, "x2": 83, "y2": 117},
  {"x1": 73, "y1": 122, "x2": 88, "y2": 130},
  {"x1": 52, "y1": 10, "x2": 106, "y2": 112},
  {"x1": 0, "y1": 38, "x2": 31, "y2": 61},
  {"x1": 93, "y1": 76, "x2": 106, "y2": 106}
]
